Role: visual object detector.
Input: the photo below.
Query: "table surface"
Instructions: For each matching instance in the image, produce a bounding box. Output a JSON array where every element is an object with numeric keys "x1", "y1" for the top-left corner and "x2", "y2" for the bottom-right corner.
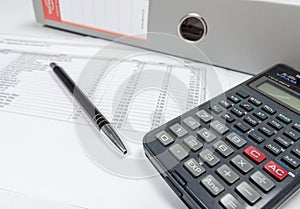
[{"x1": 0, "y1": 0, "x2": 299, "y2": 209}]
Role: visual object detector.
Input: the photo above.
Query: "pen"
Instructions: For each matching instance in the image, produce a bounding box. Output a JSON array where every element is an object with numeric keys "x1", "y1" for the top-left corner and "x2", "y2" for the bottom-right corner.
[{"x1": 50, "y1": 62, "x2": 128, "y2": 155}]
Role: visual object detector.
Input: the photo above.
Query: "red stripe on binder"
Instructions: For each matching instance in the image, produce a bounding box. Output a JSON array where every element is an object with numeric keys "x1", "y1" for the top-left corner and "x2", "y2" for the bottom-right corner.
[{"x1": 42, "y1": 0, "x2": 61, "y2": 22}]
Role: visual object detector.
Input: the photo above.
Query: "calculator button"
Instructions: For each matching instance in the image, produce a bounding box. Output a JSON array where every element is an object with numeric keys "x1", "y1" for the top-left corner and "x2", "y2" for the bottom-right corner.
[
  {"x1": 220, "y1": 194, "x2": 244, "y2": 209},
  {"x1": 219, "y1": 100, "x2": 232, "y2": 109},
  {"x1": 282, "y1": 154, "x2": 300, "y2": 169},
  {"x1": 236, "y1": 182, "x2": 261, "y2": 205},
  {"x1": 244, "y1": 146, "x2": 266, "y2": 164},
  {"x1": 170, "y1": 124, "x2": 188, "y2": 138},
  {"x1": 240, "y1": 102, "x2": 254, "y2": 112},
  {"x1": 293, "y1": 123, "x2": 300, "y2": 132},
  {"x1": 231, "y1": 155, "x2": 253, "y2": 174},
  {"x1": 262, "y1": 104, "x2": 276, "y2": 115},
  {"x1": 274, "y1": 136, "x2": 291, "y2": 149},
  {"x1": 184, "y1": 158, "x2": 205, "y2": 177},
  {"x1": 248, "y1": 131, "x2": 265, "y2": 143},
  {"x1": 264, "y1": 142, "x2": 282, "y2": 156},
  {"x1": 214, "y1": 141, "x2": 234, "y2": 158},
  {"x1": 292, "y1": 147, "x2": 300, "y2": 158},
  {"x1": 234, "y1": 121, "x2": 250, "y2": 133},
  {"x1": 222, "y1": 113, "x2": 236, "y2": 123},
  {"x1": 277, "y1": 113, "x2": 292, "y2": 124},
  {"x1": 226, "y1": 132, "x2": 247, "y2": 148},
  {"x1": 259, "y1": 125, "x2": 275, "y2": 137},
  {"x1": 201, "y1": 175, "x2": 224, "y2": 197},
  {"x1": 216, "y1": 165, "x2": 239, "y2": 185},
  {"x1": 196, "y1": 110, "x2": 213, "y2": 123},
  {"x1": 184, "y1": 136, "x2": 203, "y2": 152},
  {"x1": 210, "y1": 120, "x2": 229, "y2": 135},
  {"x1": 253, "y1": 110, "x2": 268, "y2": 121},
  {"x1": 264, "y1": 161, "x2": 288, "y2": 181},
  {"x1": 169, "y1": 144, "x2": 188, "y2": 161},
  {"x1": 236, "y1": 90, "x2": 249, "y2": 99},
  {"x1": 199, "y1": 149, "x2": 220, "y2": 167},
  {"x1": 244, "y1": 116, "x2": 258, "y2": 127},
  {"x1": 284, "y1": 129, "x2": 300, "y2": 141},
  {"x1": 228, "y1": 95, "x2": 241, "y2": 104},
  {"x1": 183, "y1": 116, "x2": 201, "y2": 130},
  {"x1": 250, "y1": 171, "x2": 275, "y2": 193},
  {"x1": 268, "y1": 120, "x2": 283, "y2": 131},
  {"x1": 231, "y1": 107, "x2": 245, "y2": 117},
  {"x1": 156, "y1": 131, "x2": 174, "y2": 146},
  {"x1": 198, "y1": 128, "x2": 217, "y2": 143},
  {"x1": 249, "y1": 97, "x2": 262, "y2": 106},
  {"x1": 210, "y1": 104, "x2": 223, "y2": 114}
]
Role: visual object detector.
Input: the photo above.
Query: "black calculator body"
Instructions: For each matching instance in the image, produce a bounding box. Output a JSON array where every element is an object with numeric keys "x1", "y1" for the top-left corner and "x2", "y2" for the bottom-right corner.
[{"x1": 143, "y1": 64, "x2": 300, "y2": 209}]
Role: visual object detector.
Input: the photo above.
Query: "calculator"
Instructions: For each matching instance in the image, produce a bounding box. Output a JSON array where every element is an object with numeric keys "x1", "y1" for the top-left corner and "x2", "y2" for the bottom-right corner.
[{"x1": 143, "y1": 64, "x2": 300, "y2": 209}]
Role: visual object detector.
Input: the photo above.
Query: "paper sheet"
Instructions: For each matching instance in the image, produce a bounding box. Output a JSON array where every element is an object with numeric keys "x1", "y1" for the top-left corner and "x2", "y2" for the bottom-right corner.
[
  {"x1": 0, "y1": 34, "x2": 253, "y2": 208},
  {"x1": 0, "y1": 34, "x2": 250, "y2": 134}
]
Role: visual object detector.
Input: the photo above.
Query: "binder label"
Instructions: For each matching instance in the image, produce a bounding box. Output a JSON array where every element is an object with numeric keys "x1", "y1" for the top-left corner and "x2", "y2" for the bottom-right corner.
[{"x1": 41, "y1": 0, "x2": 149, "y2": 41}]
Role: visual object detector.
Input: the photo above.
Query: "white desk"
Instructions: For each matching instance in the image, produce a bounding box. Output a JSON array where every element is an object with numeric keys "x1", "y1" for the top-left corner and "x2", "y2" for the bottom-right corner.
[{"x1": 0, "y1": 1, "x2": 299, "y2": 209}]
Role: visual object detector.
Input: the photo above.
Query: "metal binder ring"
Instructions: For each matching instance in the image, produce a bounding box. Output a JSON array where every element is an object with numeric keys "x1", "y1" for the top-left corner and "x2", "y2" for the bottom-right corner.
[{"x1": 178, "y1": 13, "x2": 208, "y2": 44}]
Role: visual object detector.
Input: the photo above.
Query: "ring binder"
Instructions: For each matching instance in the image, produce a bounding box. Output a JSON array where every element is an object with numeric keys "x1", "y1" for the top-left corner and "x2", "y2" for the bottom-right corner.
[{"x1": 33, "y1": 0, "x2": 300, "y2": 74}]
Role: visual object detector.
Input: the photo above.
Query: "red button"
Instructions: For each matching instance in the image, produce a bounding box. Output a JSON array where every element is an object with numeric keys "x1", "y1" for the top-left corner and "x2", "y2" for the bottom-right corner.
[
  {"x1": 264, "y1": 161, "x2": 288, "y2": 181},
  {"x1": 244, "y1": 146, "x2": 266, "y2": 164}
]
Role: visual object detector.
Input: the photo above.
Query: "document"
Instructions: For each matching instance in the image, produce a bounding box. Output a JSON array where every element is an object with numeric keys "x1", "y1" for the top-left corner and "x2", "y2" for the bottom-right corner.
[
  {"x1": 0, "y1": 34, "x2": 250, "y2": 134},
  {"x1": 0, "y1": 34, "x2": 252, "y2": 209}
]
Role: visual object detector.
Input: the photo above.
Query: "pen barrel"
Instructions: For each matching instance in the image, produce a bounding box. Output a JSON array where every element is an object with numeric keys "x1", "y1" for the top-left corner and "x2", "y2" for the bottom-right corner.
[{"x1": 52, "y1": 63, "x2": 109, "y2": 129}]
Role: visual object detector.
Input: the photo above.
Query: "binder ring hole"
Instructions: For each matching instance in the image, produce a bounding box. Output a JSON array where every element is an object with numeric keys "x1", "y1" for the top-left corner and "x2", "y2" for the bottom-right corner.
[{"x1": 178, "y1": 13, "x2": 207, "y2": 44}]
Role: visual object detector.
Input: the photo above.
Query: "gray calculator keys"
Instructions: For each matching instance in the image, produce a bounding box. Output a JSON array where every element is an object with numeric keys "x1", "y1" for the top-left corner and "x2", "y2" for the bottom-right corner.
[
  {"x1": 184, "y1": 136, "x2": 203, "y2": 151},
  {"x1": 200, "y1": 149, "x2": 220, "y2": 167},
  {"x1": 220, "y1": 194, "x2": 244, "y2": 209},
  {"x1": 184, "y1": 158, "x2": 205, "y2": 177},
  {"x1": 201, "y1": 175, "x2": 224, "y2": 196},
  {"x1": 183, "y1": 116, "x2": 201, "y2": 130},
  {"x1": 169, "y1": 144, "x2": 188, "y2": 161},
  {"x1": 231, "y1": 155, "x2": 253, "y2": 174},
  {"x1": 196, "y1": 110, "x2": 213, "y2": 123},
  {"x1": 226, "y1": 132, "x2": 247, "y2": 148},
  {"x1": 216, "y1": 165, "x2": 239, "y2": 185},
  {"x1": 156, "y1": 131, "x2": 174, "y2": 146},
  {"x1": 170, "y1": 124, "x2": 188, "y2": 138},
  {"x1": 250, "y1": 171, "x2": 275, "y2": 193},
  {"x1": 198, "y1": 128, "x2": 217, "y2": 142},
  {"x1": 210, "y1": 120, "x2": 229, "y2": 135},
  {"x1": 214, "y1": 141, "x2": 234, "y2": 157},
  {"x1": 236, "y1": 182, "x2": 261, "y2": 205}
]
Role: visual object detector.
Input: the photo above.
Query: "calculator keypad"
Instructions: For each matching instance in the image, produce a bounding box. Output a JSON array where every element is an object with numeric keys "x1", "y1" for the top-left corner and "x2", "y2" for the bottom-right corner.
[{"x1": 145, "y1": 88, "x2": 300, "y2": 209}]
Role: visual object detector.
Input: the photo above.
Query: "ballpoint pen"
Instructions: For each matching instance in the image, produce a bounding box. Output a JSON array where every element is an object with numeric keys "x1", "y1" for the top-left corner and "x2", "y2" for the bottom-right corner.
[{"x1": 50, "y1": 62, "x2": 127, "y2": 155}]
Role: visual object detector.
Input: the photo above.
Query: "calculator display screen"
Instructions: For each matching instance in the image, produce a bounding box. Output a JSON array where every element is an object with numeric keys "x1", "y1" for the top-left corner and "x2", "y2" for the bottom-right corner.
[{"x1": 257, "y1": 81, "x2": 300, "y2": 112}]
